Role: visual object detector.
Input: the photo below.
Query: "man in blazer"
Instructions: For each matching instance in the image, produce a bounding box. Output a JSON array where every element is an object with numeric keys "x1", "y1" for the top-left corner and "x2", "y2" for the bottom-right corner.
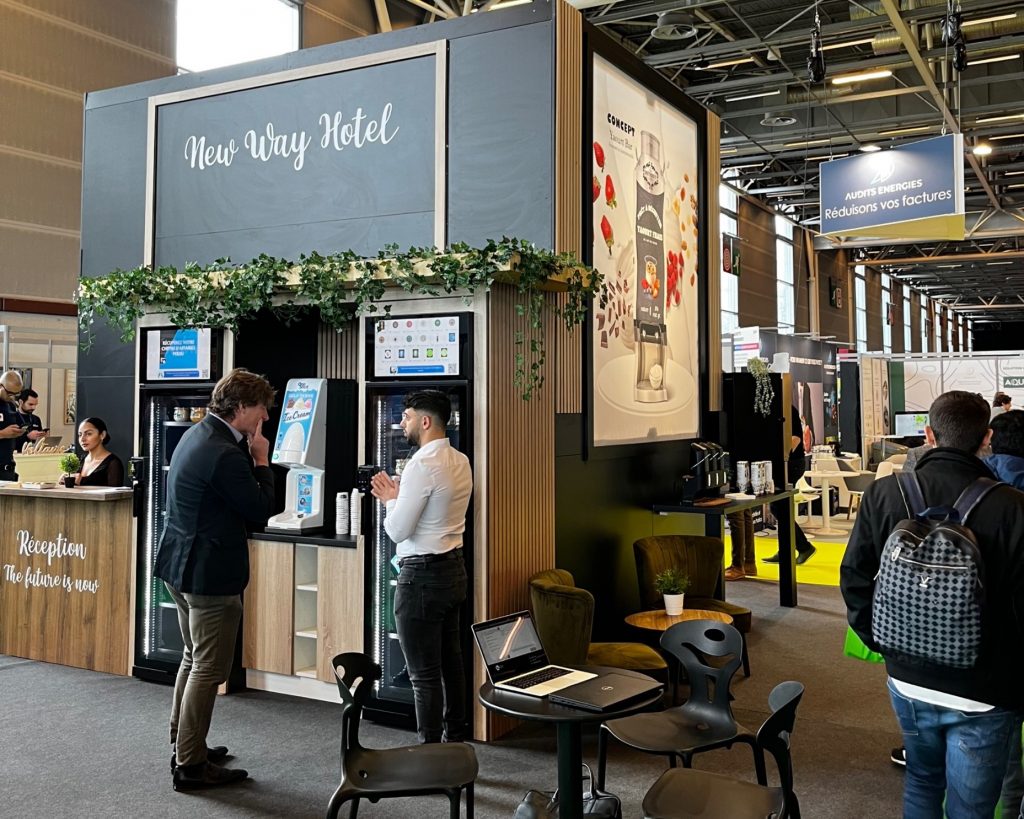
[{"x1": 155, "y1": 368, "x2": 276, "y2": 791}]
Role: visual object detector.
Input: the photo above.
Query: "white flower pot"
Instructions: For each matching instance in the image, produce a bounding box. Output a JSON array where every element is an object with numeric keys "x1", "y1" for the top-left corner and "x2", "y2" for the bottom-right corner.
[{"x1": 663, "y1": 593, "x2": 685, "y2": 616}]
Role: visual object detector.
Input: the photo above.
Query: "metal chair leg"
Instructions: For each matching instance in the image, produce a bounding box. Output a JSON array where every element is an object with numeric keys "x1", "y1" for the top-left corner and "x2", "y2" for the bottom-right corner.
[
  {"x1": 449, "y1": 789, "x2": 459, "y2": 819},
  {"x1": 349, "y1": 798, "x2": 360, "y2": 819},
  {"x1": 325, "y1": 788, "x2": 346, "y2": 819},
  {"x1": 741, "y1": 634, "x2": 751, "y2": 677},
  {"x1": 466, "y1": 782, "x2": 474, "y2": 819}
]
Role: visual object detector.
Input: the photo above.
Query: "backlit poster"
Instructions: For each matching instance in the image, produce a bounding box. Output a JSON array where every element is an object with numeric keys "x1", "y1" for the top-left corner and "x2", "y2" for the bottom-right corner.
[{"x1": 591, "y1": 55, "x2": 700, "y2": 446}]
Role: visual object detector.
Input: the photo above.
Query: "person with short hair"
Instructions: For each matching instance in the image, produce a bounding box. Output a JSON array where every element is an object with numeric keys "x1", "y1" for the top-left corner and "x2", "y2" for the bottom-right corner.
[
  {"x1": 841, "y1": 390, "x2": 1024, "y2": 818},
  {"x1": 369, "y1": 389, "x2": 472, "y2": 744},
  {"x1": 993, "y1": 391, "x2": 1013, "y2": 420},
  {"x1": 155, "y1": 368, "x2": 276, "y2": 791},
  {"x1": 74, "y1": 417, "x2": 124, "y2": 487},
  {"x1": 14, "y1": 388, "x2": 45, "y2": 451},
  {"x1": 0, "y1": 370, "x2": 26, "y2": 481}
]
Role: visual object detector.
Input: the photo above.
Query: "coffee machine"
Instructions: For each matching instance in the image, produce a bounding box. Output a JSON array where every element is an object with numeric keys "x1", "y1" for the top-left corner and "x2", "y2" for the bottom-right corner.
[{"x1": 680, "y1": 441, "x2": 731, "y2": 501}]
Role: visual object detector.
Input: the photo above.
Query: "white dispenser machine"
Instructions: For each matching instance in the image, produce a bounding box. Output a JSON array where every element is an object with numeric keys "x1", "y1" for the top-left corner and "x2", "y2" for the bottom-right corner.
[{"x1": 267, "y1": 378, "x2": 327, "y2": 531}]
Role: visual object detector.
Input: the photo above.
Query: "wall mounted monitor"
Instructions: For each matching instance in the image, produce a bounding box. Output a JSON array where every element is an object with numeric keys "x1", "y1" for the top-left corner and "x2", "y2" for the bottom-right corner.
[
  {"x1": 894, "y1": 411, "x2": 929, "y2": 437},
  {"x1": 143, "y1": 328, "x2": 218, "y2": 383}
]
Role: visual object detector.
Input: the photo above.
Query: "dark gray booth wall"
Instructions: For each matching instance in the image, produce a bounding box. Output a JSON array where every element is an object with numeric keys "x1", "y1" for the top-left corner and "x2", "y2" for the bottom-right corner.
[{"x1": 79, "y1": 5, "x2": 554, "y2": 452}]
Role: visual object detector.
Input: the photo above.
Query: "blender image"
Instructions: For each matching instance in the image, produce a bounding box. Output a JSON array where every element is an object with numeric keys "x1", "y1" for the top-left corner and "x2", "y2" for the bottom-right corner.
[{"x1": 633, "y1": 130, "x2": 668, "y2": 403}]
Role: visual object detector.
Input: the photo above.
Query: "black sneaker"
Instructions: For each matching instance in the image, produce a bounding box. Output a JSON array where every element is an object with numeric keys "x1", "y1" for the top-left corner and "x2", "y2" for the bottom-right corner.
[
  {"x1": 796, "y1": 546, "x2": 817, "y2": 565},
  {"x1": 762, "y1": 552, "x2": 781, "y2": 563},
  {"x1": 172, "y1": 761, "x2": 248, "y2": 791},
  {"x1": 171, "y1": 745, "x2": 230, "y2": 772},
  {"x1": 890, "y1": 747, "x2": 906, "y2": 767}
]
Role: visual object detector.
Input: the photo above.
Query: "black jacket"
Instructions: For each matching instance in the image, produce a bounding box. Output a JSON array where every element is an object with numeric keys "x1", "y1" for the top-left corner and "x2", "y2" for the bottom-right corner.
[
  {"x1": 841, "y1": 447, "x2": 1024, "y2": 709},
  {"x1": 155, "y1": 415, "x2": 275, "y2": 595}
]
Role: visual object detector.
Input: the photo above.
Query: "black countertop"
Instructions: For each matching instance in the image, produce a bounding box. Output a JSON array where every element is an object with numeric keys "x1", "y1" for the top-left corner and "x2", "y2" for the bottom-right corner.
[{"x1": 252, "y1": 528, "x2": 359, "y2": 548}]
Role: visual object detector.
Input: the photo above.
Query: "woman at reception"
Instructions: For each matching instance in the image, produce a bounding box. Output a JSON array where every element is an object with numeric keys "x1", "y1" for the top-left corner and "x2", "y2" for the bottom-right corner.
[{"x1": 75, "y1": 417, "x2": 125, "y2": 487}]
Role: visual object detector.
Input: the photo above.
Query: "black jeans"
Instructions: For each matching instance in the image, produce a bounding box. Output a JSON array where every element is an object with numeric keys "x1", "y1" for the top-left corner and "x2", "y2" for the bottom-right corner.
[{"x1": 394, "y1": 552, "x2": 468, "y2": 744}]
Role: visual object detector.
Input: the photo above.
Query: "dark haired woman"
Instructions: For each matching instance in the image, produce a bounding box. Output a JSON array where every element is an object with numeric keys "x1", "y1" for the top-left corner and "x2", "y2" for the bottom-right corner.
[{"x1": 75, "y1": 417, "x2": 125, "y2": 487}]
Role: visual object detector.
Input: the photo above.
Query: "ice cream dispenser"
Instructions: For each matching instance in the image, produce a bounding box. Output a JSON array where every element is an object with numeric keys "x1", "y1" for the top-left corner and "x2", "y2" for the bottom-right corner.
[
  {"x1": 267, "y1": 377, "x2": 328, "y2": 532},
  {"x1": 633, "y1": 130, "x2": 668, "y2": 403}
]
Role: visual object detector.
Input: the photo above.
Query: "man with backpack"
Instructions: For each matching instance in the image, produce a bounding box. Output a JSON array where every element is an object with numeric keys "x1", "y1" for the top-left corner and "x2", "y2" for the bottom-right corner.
[{"x1": 841, "y1": 390, "x2": 1024, "y2": 818}]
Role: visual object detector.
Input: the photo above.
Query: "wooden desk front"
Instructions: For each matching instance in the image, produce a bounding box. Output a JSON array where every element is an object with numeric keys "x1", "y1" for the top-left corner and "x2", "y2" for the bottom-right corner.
[{"x1": 0, "y1": 485, "x2": 134, "y2": 675}]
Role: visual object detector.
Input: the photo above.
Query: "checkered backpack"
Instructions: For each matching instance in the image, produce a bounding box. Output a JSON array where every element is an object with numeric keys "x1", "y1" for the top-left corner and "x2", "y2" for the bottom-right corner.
[{"x1": 871, "y1": 472, "x2": 1001, "y2": 669}]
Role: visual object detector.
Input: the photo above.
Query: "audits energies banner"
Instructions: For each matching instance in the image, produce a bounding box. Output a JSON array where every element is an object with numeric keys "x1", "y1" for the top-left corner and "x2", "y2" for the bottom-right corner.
[{"x1": 591, "y1": 55, "x2": 700, "y2": 447}]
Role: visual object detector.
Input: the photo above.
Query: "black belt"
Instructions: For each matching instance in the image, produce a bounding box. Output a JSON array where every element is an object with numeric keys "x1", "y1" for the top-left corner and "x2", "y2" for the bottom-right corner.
[{"x1": 399, "y1": 549, "x2": 463, "y2": 568}]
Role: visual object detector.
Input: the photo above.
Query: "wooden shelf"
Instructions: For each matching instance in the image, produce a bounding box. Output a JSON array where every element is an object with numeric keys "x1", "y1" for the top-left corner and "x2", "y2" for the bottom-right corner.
[
  {"x1": 295, "y1": 666, "x2": 317, "y2": 678},
  {"x1": 295, "y1": 629, "x2": 318, "y2": 639},
  {"x1": 296, "y1": 583, "x2": 318, "y2": 592}
]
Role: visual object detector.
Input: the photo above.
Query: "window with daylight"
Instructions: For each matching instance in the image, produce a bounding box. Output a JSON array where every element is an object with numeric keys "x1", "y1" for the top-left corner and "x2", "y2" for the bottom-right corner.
[
  {"x1": 934, "y1": 307, "x2": 942, "y2": 352},
  {"x1": 177, "y1": 0, "x2": 300, "y2": 73},
  {"x1": 855, "y1": 265, "x2": 867, "y2": 352},
  {"x1": 946, "y1": 311, "x2": 954, "y2": 350},
  {"x1": 776, "y1": 215, "x2": 795, "y2": 334},
  {"x1": 903, "y1": 290, "x2": 912, "y2": 352},
  {"x1": 920, "y1": 301, "x2": 929, "y2": 352},
  {"x1": 720, "y1": 182, "x2": 739, "y2": 334},
  {"x1": 881, "y1": 273, "x2": 892, "y2": 354}
]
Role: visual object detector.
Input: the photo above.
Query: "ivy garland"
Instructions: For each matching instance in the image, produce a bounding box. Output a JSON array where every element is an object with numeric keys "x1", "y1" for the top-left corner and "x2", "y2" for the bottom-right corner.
[
  {"x1": 75, "y1": 238, "x2": 605, "y2": 401},
  {"x1": 747, "y1": 357, "x2": 775, "y2": 417}
]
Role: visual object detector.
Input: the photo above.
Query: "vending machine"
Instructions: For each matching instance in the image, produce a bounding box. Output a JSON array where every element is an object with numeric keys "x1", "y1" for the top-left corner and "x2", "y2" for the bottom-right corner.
[
  {"x1": 361, "y1": 313, "x2": 474, "y2": 725},
  {"x1": 133, "y1": 327, "x2": 226, "y2": 682},
  {"x1": 267, "y1": 378, "x2": 328, "y2": 532}
]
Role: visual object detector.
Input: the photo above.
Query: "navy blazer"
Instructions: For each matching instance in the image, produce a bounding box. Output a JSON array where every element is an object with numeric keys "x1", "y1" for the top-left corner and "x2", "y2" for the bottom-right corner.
[{"x1": 155, "y1": 414, "x2": 275, "y2": 595}]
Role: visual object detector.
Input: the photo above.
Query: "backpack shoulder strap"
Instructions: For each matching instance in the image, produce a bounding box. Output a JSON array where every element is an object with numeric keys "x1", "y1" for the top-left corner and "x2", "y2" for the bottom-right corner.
[
  {"x1": 896, "y1": 471, "x2": 927, "y2": 518},
  {"x1": 952, "y1": 477, "x2": 1003, "y2": 524}
]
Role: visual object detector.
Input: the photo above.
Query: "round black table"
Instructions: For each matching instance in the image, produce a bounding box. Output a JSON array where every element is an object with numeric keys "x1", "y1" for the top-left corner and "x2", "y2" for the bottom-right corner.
[{"x1": 479, "y1": 666, "x2": 664, "y2": 819}]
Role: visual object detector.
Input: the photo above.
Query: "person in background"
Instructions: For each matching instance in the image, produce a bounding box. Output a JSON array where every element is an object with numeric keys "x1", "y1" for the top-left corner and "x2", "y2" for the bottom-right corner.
[
  {"x1": 841, "y1": 391, "x2": 1024, "y2": 819},
  {"x1": 14, "y1": 388, "x2": 46, "y2": 452},
  {"x1": 984, "y1": 409, "x2": 1024, "y2": 819},
  {"x1": 370, "y1": 390, "x2": 472, "y2": 744},
  {"x1": 155, "y1": 368, "x2": 276, "y2": 791},
  {"x1": 764, "y1": 405, "x2": 816, "y2": 566},
  {"x1": 0, "y1": 370, "x2": 25, "y2": 481},
  {"x1": 993, "y1": 392, "x2": 1013, "y2": 420},
  {"x1": 73, "y1": 417, "x2": 124, "y2": 487},
  {"x1": 725, "y1": 509, "x2": 755, "y2": 581}
]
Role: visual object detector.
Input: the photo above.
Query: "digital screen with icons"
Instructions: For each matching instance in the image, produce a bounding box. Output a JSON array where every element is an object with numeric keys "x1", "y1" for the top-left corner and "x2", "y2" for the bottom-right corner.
[{"x1": 373, "y1": 315, "x2": 460, "y2": 378}]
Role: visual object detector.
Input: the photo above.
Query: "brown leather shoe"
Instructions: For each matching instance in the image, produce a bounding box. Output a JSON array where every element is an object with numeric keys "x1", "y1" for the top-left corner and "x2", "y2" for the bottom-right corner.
[
  {"x1": 743, "y1": 563, "x2": 758, "y2": 577},
  {"x1": 724, "y1": 566, "x2": 745, "y2": 581},
  {"x1": 172, "y1": 762, "x2": 248, "y2": 791}
]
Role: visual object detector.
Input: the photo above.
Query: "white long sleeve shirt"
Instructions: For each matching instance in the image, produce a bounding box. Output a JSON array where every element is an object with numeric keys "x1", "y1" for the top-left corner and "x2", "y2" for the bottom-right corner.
[{"x1": 384, "y1": 438, "x2": 472, "y2": 557}]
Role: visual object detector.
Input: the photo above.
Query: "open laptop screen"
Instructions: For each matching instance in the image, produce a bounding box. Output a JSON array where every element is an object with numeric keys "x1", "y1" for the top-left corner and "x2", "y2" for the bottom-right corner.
[{"x1": 472, "y1": 612, "x2": 548, "y2": 680}]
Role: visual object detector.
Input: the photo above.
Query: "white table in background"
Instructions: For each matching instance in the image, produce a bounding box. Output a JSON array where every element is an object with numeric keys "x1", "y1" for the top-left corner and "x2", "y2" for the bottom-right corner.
[{"x1": 802, "y1": 470, "x2": 848, "y2": 537}]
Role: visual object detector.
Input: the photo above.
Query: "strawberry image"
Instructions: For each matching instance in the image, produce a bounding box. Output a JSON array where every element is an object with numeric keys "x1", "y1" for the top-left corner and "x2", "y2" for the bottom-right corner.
[
  {"x1": 592, "y1": 175, "x2": 600, "y2": 202},
  {"x1": 605, "y1": 175, "x2": 617, "y2": 208},
  {"x1": 600, "y1": 215, "x2": 614, "y2": 255},
  {"x1": 594, "y1": 141, "x2": 605, "y2": 170}
]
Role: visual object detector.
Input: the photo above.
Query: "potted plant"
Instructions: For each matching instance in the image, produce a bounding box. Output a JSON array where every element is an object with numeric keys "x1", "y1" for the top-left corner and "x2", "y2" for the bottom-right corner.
[
  {"x1": 58, "y1": 452, "x2": 80, "y2": 488},
  {"x1": 654, "y1": 567, "x2": 690, "y2": 616}
]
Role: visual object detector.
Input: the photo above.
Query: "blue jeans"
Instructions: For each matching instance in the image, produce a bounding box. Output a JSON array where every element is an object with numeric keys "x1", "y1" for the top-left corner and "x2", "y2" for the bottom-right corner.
[
  {"x1": 394, "y1": 553, "x2": 468, "y2": 744},
  {"x1": 888, "y1": 679, "x2": 1020, "y2": 819}
]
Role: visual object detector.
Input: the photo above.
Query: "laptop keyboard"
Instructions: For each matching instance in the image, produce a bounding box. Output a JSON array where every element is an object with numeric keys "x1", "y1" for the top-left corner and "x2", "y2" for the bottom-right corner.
[{"x1": 505, "y1": 666, "x2": 570, "y2": 689}]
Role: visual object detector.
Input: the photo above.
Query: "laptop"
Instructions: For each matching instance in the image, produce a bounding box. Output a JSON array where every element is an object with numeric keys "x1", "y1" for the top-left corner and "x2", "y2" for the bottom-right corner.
[
  {"x1": 36, "y1": 435, "x2": 62, "y2": 448},
  {"x1": 548, "y1": 672, "x2": 663, "y2": 712},
  {"x1": 472, "y1": 611, "x2": 597, "y2": 697}
]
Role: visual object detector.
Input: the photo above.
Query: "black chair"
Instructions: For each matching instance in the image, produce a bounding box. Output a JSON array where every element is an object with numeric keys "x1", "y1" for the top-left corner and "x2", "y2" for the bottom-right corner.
[
  {"x1": 596, "y1": 620, "x2": 761, "y2": 791},
  {"x1": 641, "y1": 681, "x2": 805, "y2": 819},
  {"x1": 326, "y1": 653, "x2": 478, "y2": 819}
]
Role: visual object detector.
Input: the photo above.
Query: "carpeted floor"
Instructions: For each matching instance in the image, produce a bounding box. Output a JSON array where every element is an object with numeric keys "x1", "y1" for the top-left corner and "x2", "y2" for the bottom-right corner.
[{"x1": 1, "y1": 581, "x2": 905, "y2": 818}]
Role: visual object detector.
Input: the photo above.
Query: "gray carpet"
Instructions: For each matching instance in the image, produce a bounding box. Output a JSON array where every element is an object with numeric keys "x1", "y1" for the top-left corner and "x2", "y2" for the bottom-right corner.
[{"x1": 0, "y1": 581, "x2": 903, "y2": 818}]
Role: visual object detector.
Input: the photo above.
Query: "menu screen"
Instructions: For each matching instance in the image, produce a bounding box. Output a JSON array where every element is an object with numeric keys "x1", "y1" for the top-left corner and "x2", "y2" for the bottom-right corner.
[
  {"x1": 373, "y1": 315, "x2": 460, "y2": 378},
  {"x1": 145, "y1": 328, "x2": 212, "y2": 381}
]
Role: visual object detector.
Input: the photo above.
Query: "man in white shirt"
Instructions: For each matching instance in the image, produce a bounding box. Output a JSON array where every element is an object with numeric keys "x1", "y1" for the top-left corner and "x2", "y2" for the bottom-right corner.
[{"x1": 370, "y1": 390, "x2": 472, "y2": 744}]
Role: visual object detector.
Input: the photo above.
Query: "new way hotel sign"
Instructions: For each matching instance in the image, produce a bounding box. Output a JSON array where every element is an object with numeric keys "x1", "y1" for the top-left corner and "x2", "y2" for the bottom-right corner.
[{"x1": 820, "y1": 134, "x2": 965, "y2": 240}]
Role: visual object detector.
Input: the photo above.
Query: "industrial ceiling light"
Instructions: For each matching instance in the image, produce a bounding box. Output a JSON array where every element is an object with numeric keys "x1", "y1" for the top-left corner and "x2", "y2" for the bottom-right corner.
[
  {"x1": 968, "y1": 54, "x2": 1020, "y2": 65},
  {"x1": 725, "y1": 89, "x2": 782, "y2": 102},
  {"x1": 651, "y1": 11, "x2": 698, "y2": 40},
  {"x1": 761, "y1": 112, "x2": 799, "y2": 127},
  {"x1": 977, "y1": 113, "x2": 1024, "y2": 123},
  {"x1": 859, "y1": 143, "x2": 882, "y2": 152},
  {"x1": 879, "y1": 125, "x2": 931, "y2": 136},
  {"x1": 821, "y1": 37, "x2": 875, "y2": 51},
  {"x1": 991, "y1": 133, "x2": 1024, "y2": 140},
  {"x1": 962, "y1": 13, "x2": 1017, "y2": 27},
  {"x1": 705, "y1": 57, "x2": 755, "y2": 69},
  {"x1": 832, "y1": 69, "x2": 893, "y2": 84},
  {"x1": 972, "y1": 142, "x2": 993, "y2": 156}
]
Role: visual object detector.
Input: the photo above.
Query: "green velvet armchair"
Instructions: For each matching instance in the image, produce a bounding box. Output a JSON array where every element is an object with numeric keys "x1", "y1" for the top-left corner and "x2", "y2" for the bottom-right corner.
[
  {"x1": 633, "y1": 535, "x2": 752, "y2": 676},
  {"x1": 528, "y1": 569, "x2": 667, "y2": 677}
]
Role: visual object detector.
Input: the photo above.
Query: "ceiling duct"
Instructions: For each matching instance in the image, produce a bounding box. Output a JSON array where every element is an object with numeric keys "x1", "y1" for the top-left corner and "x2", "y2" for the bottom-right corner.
[
  {"x1": 652, "y1": 11, "x2": 698, "y2": 40},
  {"x1": 761, "y1": 111, "x2": 799, "y2": 126}
]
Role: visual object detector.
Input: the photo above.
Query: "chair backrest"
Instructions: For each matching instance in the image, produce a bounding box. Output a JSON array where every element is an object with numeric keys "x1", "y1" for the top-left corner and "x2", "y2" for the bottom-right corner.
[
  {"x1": 659, "y1": 620, "x2": 743, "y2": 724},
  {"x1": 794, "y1": 475, "x2": 817, "y2": 495},
  {"x1": 836, "y1": 458, "x2": 857, "y2": 473},
  {"x1": 875, "y1": 461, "x2": 895, "y2": 480},
  {"x1": 885, "y1": 453, "x2": 908, "y2": 466},
  {"x1": 841, "y1": 472, "x2": 875, "y2": 493},
  {"x1": 528, "y1": 569, "x2": 593, "y2": 664},
  {"x1": 634, "y1": 535, "x2": 725, "y2": 609},
  {"x1": 758, "y1": 681, "x2": 805, "y2": 808},
  {"x1": 331, "y1": 652, "x2": 381, "y2": 753}
]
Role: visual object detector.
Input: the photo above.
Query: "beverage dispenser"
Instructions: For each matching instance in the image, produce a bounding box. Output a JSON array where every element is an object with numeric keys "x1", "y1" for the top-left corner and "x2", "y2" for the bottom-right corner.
[{"x1": 267, "y1": 378, "x2": 327, "y2": 531}]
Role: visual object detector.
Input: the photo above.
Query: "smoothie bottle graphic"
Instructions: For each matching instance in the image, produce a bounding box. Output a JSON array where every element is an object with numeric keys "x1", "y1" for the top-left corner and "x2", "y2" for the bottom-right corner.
[{"x1": 633, "y1": 130, "x2": 668, "y2": 402}]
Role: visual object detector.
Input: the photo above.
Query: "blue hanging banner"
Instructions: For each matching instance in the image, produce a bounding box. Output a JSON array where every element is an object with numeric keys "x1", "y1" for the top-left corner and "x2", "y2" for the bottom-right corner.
[{"x1": 819, "y1": 134, "x2": 964, "y2": 239}]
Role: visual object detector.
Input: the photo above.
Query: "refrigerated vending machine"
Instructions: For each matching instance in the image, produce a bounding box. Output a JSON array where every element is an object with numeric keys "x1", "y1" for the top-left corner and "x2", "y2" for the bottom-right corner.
[
  {"x1": 133, "y1": 327, "x2": 226, "y2": 682},
  {"x1": 362, "y1": 313, "x2": 474, "y2": 725}
]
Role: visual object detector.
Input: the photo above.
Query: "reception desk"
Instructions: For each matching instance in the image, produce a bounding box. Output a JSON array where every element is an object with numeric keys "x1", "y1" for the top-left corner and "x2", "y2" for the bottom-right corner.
[{"x1": 0, "y1": 485, "x2": 134, "y2": 675}]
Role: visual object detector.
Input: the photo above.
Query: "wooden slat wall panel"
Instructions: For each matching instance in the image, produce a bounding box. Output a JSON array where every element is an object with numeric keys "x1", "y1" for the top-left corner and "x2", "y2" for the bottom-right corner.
[
  {"x1": 737, "y1": 199, "x2": 776, "y2": 327},
  {"x1": 317, "y1": 318, "x2": 360, "y2": 378},
  {"x1": 794, "y1": 229, "x2": 811, "y2": 334},
  {"x1": 910, "y1": 290, "x2": 922, "y2": 352},
  {"x1": 554, "y1": 0, "x2": 584, "y2": 414},
  {"x1": 483, "y1": 284, "x2": 557, "y2": 738},
  {"x1": 705, "y1": 112, "x2": 722, "y2": 410}
]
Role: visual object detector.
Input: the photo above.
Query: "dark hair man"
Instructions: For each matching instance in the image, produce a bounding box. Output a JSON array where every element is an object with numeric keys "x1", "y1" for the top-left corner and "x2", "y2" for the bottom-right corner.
[
  {"x1": 15, "y1": 388, "x2": 45, "y2": 451},
  {"x1": 987, "y1": 410, "x2": 1024, "y2": 489},
  {"x1": 841, "y1": 390, "x2": 1024, "y2": 817},
  {"x1": 0, "y1": 370, "x2": 25, "y2": 481},
  {"x1": 155, "y1": 368, "x2": 276, "y2": 790},
  {"x1": 369, "y1": 390, "x2": 472, "y2": 744},
  {"x1": 764, "y1": 404, "x2": 816, "y2": 566},
  {"x1": 993, "y1": 391, "x2": 1013, "y2": 420}
]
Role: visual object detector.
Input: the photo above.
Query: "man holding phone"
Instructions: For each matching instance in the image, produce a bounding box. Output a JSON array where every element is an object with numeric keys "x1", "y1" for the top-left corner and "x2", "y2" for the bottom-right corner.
[
  {"x1": 15, "y1": 388, "x2": 46, "y2": 452},
  {"x1": 0, "y1": 370, "x2": 26, "y2": 481}
]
